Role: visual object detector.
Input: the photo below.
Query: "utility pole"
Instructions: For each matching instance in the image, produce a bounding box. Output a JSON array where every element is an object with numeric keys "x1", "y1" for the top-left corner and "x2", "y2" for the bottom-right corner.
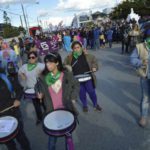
[
  {"x1": 21, "y1": 3, "x2": 29, "y2": 35},
  {"x1": 20, "y1": 15, "x2": 23, "y2": 27},
  {"x1": 37, "y1": 17, "x2": 40, "y2": 26}
]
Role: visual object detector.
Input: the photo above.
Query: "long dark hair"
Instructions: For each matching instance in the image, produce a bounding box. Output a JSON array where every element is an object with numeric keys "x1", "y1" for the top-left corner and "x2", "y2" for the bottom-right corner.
[{"x1": 43, "y1": 52, "x2": 64, "y2": 75}]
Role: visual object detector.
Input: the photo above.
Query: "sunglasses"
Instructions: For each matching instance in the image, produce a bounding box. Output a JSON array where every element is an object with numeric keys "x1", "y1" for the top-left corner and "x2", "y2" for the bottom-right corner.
[{"x1": 28, "y1": 56, "x2": 36, "y2": 59}]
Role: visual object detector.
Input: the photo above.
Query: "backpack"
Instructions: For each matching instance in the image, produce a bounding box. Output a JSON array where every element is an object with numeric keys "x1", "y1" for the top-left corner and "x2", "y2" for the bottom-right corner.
[
  {"x1": 0, "y1": 50, "x2": 18, "y2": 74},
  {"x1": 7, "y1": 59, "x2": 17, "y2": 75}
]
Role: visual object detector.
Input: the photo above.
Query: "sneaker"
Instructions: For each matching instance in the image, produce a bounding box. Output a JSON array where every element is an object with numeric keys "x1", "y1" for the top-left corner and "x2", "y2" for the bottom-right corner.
[
  {"x1": 83, "y1": 107, "x2": 88, "y2": 112},
  {"x1": 94, "y1": 105, "x2": 102, "y2": 112},
  {"x1": 138, "y1": 117, "x2": 147, "y2": 128}
]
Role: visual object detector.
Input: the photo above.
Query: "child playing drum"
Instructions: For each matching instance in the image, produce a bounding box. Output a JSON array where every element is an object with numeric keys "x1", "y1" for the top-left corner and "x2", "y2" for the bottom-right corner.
[
  {"x1": 36, "y1": 52, "x2": 79, "y2": 150},
  {"x1": 64, "y1": 41, "x2": 102, "y2": 112}
]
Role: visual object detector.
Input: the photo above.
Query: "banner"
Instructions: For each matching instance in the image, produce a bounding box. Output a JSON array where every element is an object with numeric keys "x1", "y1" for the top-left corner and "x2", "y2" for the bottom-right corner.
[{"x1": 35, "y1": 37, "x2": 59, "y2": 55}]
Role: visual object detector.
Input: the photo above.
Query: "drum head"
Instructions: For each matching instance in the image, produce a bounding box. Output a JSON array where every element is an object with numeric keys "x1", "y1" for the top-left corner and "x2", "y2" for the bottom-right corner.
[
  {"x1": 25, "y1": 89, "x2": 35, "y2": 94},
  {"x1": 0, "y1": 116, "x2": 18, "y2": 141},
  {"x1": 44, "y1": 110, "x2": 74, "y2": 131}
]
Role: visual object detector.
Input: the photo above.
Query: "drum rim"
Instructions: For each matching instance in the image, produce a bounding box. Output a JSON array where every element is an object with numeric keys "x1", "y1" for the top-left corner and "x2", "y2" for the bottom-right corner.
[
  {"x1": 0, "y1": 116, "x2": 19, "y2": 143},
  {"x1": 0, "y1": 129, "x2": 19, "y2": 143},
  {"x1": 43, "y1": 109, "x2": 76, "y2": 134},
  {"x1": 24, "y1": 88, "x2": 36, "y2": 99},
  {"x1": 24, "y1": 88, "x2": 35, "y2": 93},
  {"x1": 43, "y1": 121, "x2": 76, "y2": 137}
]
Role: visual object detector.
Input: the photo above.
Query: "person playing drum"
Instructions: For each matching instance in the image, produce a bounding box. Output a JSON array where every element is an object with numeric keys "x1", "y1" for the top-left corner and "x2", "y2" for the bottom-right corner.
[
  {"x1": 64, "y1": 41, "x2": 102, "y2": 112},
  {"x1": 36, "y1": 52, "x2": 79, "y2": 150},
  {"x1": 0, "y1": 65, "x2": 31, "y2": 150},
  {"x1": 18, "y1": 51, "x2": 46, "y2": 125}
]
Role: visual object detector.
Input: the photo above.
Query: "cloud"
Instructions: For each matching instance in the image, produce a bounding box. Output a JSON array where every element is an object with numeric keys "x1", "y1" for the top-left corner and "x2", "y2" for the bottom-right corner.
[
  {"x1": 41, "y1": 16, "x2": 73, "y2": 27},
  {"x1": 56, "y1": 0, "x2": 123, "y2": 11},
  {"x1": 37, "y1": 9, "x2": 61, "y2": 18},
  {"x1": 37, "y1": 9, "x2": 49, "y2": 17},
  {"x1": 0, "y1": 0, "x2": 36, "y2": 5}
]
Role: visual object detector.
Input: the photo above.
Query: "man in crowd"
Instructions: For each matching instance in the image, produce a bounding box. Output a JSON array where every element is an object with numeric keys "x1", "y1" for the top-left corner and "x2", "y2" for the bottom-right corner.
[{"x1": 130, "y1": 29, "x2": 150, "y2": 127}]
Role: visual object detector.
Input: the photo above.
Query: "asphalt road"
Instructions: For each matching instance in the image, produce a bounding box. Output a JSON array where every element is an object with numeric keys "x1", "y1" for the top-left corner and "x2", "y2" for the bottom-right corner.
[{"x1": 1, "y1": 43, "x2": 150, "y2": 150}]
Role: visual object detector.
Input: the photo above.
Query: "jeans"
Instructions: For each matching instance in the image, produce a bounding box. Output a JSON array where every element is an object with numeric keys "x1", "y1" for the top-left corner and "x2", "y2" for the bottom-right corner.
[
  {"x1": 89, "y1": 39, "x2": 94, "y2": 49},
  {"x1": 48, "y1": 136, "x2": 57, "y2": 150},
  {"x1": 83, "y1": 38, "x2": 87, "y2": 49},
  {"x1": 108, "y1": 39, "x2": 112, "y2": 48},
  {"x1": 94, "y1": 39, "x2": 100, "y2": 50},
  {"x1": 48, "y1": 135, "x2": 72, "y2": 150},
  {"x1": 140, "y1": 78, "x2": 150, "y2": 117}
]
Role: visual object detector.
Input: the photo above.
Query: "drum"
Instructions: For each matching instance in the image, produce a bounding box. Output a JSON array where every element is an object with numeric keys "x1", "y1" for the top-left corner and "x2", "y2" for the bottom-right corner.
[
  {"x1": 24, "y1": 88, "x2": 36, "y2": 99},
  {"x1": 43, "y1": 109, "x2": 76, "y2": 137},
  {"x1": 0, "y1": 116, "x2": 18, "y2": 143},
  {"x1": 74, "y1": 74, "x2": 91, "y2": 82}
]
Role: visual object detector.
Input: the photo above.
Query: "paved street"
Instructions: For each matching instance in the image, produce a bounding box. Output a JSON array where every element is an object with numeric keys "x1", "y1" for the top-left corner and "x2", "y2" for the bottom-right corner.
[{"x1": 1, "y1": 43, "x2": 150, "y2": 150}]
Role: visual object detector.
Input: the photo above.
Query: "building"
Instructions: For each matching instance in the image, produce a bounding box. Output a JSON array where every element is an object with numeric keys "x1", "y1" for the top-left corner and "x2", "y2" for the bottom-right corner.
[
  {"x1": 71, "y1": 10, "x2": 110, "y2": 28},
  {"x1": 92, "y1": 11, "x2": 109, "y2": 26},
  {"x1": 71, "y1": 11, "x2": 93, "y2": 28}
]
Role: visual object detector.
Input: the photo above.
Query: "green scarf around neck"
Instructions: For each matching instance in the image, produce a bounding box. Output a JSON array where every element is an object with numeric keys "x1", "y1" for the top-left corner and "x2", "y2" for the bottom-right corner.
[
  {"x1": 27, "y1": 63, "x2": 37, "y2": 71},
  {"x1": 146, "y1": 37, "x2": 150, "y2": 49},
  {"x1": 45, "y1": 71, "x2": 61, "y2": 86},
  {"x1": 73, "y1": 48, "x2": 82, "y2": 59}
]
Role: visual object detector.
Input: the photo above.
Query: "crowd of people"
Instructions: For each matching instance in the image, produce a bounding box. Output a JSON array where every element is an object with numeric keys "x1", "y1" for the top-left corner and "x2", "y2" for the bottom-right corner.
[
  {"x1": 0, "y1": 32, "x2": 102, "y2": 150},
  {"x1": 0, "y1": 17, "x2": 150, "y2": 150}
]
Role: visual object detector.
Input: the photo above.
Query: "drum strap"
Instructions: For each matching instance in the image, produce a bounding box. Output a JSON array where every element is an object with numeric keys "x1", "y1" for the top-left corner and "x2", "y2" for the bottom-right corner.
[
  {"x1": 75, "y1": 115, "x2": 79, "y2": 125},
  {"x1": 0, "y1": 73, "x2": 14, "y2": 93}
]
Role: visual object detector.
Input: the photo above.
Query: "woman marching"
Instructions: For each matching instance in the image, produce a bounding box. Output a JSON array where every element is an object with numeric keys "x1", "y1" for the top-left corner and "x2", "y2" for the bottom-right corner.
[
  {"x1": 64, "y1": 41, "x2": 102, "y2": 112},
  {"x1": 35, "y1": 52, "x2": 79, "y2": 150},
  {"x1": 18, "y1": 51, "x2": 46, "y2": 125}
]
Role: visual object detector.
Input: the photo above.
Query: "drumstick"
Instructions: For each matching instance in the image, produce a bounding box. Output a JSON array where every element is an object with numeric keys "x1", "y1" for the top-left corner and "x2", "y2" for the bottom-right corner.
[
  {"x1": 0, "y1": 105, "x2": 15, "y2": 113},
  {"x1": 84, "y1": 70, "x2": 96, "y2": 74}
]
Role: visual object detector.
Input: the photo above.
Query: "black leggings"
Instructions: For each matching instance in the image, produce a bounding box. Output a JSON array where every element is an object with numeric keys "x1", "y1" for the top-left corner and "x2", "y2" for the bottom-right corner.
[{"x1": 32, "y1": 98, "x2": 46, "y2": 121}]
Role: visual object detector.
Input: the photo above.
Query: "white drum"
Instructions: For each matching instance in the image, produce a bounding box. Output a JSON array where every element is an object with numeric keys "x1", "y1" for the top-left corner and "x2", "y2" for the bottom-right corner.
[
  {"x1": 0, "y1": 116, "x2": 18, "y2": 143},
  {"x1": 43, "y1": 109, "x2": 76, "y2": 137}
]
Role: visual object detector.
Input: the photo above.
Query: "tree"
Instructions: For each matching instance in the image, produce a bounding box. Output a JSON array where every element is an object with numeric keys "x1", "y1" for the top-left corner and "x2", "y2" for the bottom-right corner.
[
  {"x1": 3, "y1": 24, "x2": 20, "y2": 38},
  {"x1": 143, "y1": 0, "x2": 150, "y2": 8},
  {"x1": 18, "y1": 26, "x2": 26, "y2": 35},
  {"x1": 2, "y1": 11, "x2": 25, "y2": 38},
  {"x1": 3, "y1": 11, "x2": 11, "y2": 25},
  {"x1": 110, "y1": 0, "x2": 150, "y2": 20}
]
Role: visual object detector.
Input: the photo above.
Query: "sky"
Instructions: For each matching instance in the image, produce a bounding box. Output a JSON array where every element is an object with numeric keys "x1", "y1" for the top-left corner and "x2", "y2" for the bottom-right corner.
[{"x1": 0, "y1": 0, "x2": 123, "y2": 28}]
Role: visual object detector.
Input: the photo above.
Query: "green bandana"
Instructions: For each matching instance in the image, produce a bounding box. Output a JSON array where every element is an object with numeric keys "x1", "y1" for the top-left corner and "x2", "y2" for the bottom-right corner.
[
  {"x1": 45, "y1": 71, "x2": 61, "y2": 86},
  {"x1": 73, "y1": 49, "x2": 82, "y2": 59},
  {"x1": 27, "y1": 63, "x2": 37, "y2": 71},
  {"x1": 146, "y1": 37, "x2": 150, "y2": 49}
]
